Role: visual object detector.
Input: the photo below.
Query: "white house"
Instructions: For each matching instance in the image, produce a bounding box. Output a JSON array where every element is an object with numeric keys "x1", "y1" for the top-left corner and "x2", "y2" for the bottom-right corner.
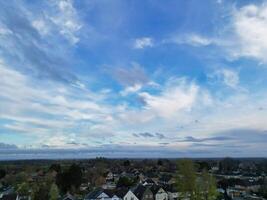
[
  {"x1": 111, "y1": 194, "x2": 121, "y2": 200},
  {"x1": 123, "y1": 190, "x2": 138, "y2": 200},
  {"x1": 155, "y1": 188, "x2": 168, "y2": 200},
  {"x1": 85, "y1": 190, "x2": 111, "y2": 200}
]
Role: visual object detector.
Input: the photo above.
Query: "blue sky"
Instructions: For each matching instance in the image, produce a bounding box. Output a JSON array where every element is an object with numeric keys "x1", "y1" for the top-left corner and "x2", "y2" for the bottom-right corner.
[{"x1": 1, "y1": 0, "x2": 267, "y2": 158}]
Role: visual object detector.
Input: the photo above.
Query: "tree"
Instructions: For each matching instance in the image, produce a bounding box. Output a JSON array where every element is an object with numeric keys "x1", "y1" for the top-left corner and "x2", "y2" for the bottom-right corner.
[
  {"x1": 56, "y1": 164, "x2": 82, "y2": 193},
  {"x1": 176, "y1": 159, "x2": 197, "y2": 200},
  {"x1": 116, "y1": 176, "x2": 134, "y2": 188},
  {"x1": 0, "y1": 169, "x2": 6, "y2": 179},
  {"x1": 33, "y1": 184, "x2": 49, "y2": 200},
  {"x1": 16, "y1": 172, "x2": 27, "y2": 183},
  {"x1": 157, "y1": 160, "x2": 163, "y2": 166},
  {"x1": 49, "y1": 164, "x2": 61, "y2": 173},
  {"x1": 49, "y1": 183, "x2": 59, "y2": 200},
  {"x1": 68, "y1": 164, "x2": 82, "y2": 188},
  {"x1": 17, "y1": 182, "x2": 30, "y2": 197},
  {"x1": 176, "y1": 160, "x2": 218, "y2": 200},
  {"x1": 201, "y1": 170, "x2": 218, "y2": 200},
  {"x1": 123, "y1": 160, "x2": 131, "y2": 167}
]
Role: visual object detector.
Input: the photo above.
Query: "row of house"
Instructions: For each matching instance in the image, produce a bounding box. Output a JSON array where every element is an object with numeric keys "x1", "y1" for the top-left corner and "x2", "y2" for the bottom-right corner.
[{"x1": 83, "y1": 183, "x2": 178, "y2": 200}]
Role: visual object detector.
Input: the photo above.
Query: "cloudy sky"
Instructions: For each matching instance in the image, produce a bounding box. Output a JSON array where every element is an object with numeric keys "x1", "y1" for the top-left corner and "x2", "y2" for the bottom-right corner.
[{"x1": 1, "y1": 0, "x2": 267, "y2": 158}]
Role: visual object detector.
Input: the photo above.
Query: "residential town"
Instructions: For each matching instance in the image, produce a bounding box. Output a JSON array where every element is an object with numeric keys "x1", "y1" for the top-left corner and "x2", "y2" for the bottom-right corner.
[{"x1": 0, "y1": 158, "x2": 266, "y2": 200}]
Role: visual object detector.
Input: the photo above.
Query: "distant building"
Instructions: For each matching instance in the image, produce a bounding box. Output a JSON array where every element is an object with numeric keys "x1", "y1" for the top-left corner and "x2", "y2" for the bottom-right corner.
[
  {"x1": 150, "y1": 185, "x2": 168, "y2": 200},
  {"x1": 132, "y1": 184, "x2": 153, "y2": 200}
]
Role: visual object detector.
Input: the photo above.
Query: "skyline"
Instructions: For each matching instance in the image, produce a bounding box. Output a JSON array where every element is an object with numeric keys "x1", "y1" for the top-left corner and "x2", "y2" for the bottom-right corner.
[{"x1": 1, "y1": 0, "x2": 267, "y2": 158}]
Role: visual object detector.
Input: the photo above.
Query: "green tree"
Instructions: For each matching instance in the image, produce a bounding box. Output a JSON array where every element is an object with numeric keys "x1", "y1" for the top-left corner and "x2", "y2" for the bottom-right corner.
[
  {"x1": 56, "y1": 164, "x2": 82, "y2": 193},
  {"x1": 116, "y1": 176, "x2": 134, "y2": 188},
  {"x1": 34, "y1": 184, "x2": 49, "y2": 200},
  {"x1": 17, "y1": 182, "x2": 30, "y2": 197},
  {"x1": 176, "y1": 160, "x2": 218, "y2": 200},
  {"x1": 0, "y1": 169, "x2": 6, "y2": 179},
  {"x1": 201, "y1": 170, "x2": 218, "y2": 200},
  {"x1": 49, "y1": 183, "x2": 59, "y2": 200},
  {"x1": 176, "y1": 159, "x2": 197, "y2": 200}
]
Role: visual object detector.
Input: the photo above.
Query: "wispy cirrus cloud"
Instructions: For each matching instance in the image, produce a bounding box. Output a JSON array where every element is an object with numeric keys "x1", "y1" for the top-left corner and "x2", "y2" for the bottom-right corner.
[
  {"x1": 169, "y1": 34, "x2": 213, "y2": 47},
  {"x1": 32, "y1": 0, "x2": 82, "y2": 44},
  {"x1": 169, "y1": 2, "x2": 267, "y2": 64},
  {"x1": 0, "y1": 0, "x2": 81, "y2": 84},
  {"x1": 1, "y1": 0, "x2": 267, "y2": 158}
]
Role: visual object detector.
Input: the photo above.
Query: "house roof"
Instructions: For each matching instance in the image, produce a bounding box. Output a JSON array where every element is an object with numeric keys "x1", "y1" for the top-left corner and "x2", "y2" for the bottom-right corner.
[
  {"x1": 143, "y1": 178, "x2": 155, "y2": 185},
  {"x1": 62, "y1": 193, "x2": 76, "y2": 200},
  {"x1": 149, "y1": 185, "x2": 161, "y2": 195},
  {"x1": 114, "y1": 188, "x2": 128, "y2": 199},
  {"x1": 132, "y1": 184, "x2": 151, "y2": 200},
  {"x1": 85, "y1": 189, "x2": 105, "y2": 200},
  {"x1": 102, "y1": 189, "x2": 115, "y2": 197}
]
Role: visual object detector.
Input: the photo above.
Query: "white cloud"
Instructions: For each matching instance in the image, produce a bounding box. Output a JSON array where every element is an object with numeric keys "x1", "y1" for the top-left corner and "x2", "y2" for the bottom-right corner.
[
  {"x1": 227, "y1": 3, "x2": 267, "y2": 63},
  {"x1": 139, "y1": 78, "x2": 199, "y2": 118},
  {"x1": 32, "y1": 0, "x2": 82, "y2": 44},
  {"x1": 168, "y1": 3, "x2": 267, "y2": 64},
  {"x1": 171, "y1": 34, "x2": 213, "y2": 47},
  {"x1": 0, "y1": 27, "x2": 13, "y2": 36},
  {"x1": 134, "y1": 37, "x2": 154, "y2": 49},
  {"x1": 0, "y1": 62, "x2": 115, "y2": 143},
  {"x1": 32, "y1": 19, "x2": 50, "y2": 36},
  {"x1": 2, "y1": 60, "x2": 267, "y2": 151},
  {"x1": 120, "y1": 84, "x2": 142, "y2": 96}
]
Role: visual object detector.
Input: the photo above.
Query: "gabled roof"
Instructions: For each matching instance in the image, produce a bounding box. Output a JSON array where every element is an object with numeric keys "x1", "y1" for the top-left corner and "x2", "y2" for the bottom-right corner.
[
  {"x1": 114, "y1": 188, "x2": 128, "y2": 199},
  {"x1": 62, "y1": 193, "x2": 76, "y2": 200},
  {"x1": 142, "y1": 178, "x2": 155, "y2": 185},
  {"x1": 149, "y1": 185, "x2": 161, "y2": 195},
  {"x1": 85, "y1": 189, "x2": 109, "y2": 200},
  {"x1": 102, "y1": 189, "x2": 114, "y2": 197},
  {"x1": 132, "y1": 184, "x2": 151, "y2": 200}
]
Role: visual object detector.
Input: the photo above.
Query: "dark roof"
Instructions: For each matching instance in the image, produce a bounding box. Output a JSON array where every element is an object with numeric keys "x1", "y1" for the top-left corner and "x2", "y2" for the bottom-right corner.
[
  {"x1": 85, "y1": 189, "x2": 104, "y2": 200},
  {"x1": 149, "y1": 185, "x2": 161, "y2": 195},
  {"x1": 114, "y1": 188, "x2": 128, "y2": 199},
  {"x1": 103, "y1": 190, "x2": 115, "y2": 197},
  {"x1": 62, "y1": 193, "x2": 76, "y2": 200},
  {"x1": 132, "y1": 184, "x2": 148, "y2": 200},
  {"x1": 1, "y1": 193, "x2": 17, "y2": 200},
  {"x1": 143, "y1": 178, "x2": 155, "y2": 184}
]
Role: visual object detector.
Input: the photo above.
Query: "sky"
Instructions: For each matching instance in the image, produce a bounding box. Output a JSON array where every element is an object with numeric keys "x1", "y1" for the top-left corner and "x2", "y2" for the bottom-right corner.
[{"x1": 1, "y1": 0, "x2": 267, "y2": 159}]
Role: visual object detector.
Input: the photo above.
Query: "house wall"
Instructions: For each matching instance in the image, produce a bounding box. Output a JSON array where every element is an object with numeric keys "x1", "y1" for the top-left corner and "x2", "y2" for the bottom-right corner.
[
  {"x1": 141, "y1": 189, "x2": 153, "y2": 200},
  {"x1": 123, "y1": 191, "x2": 138, "y2": 200},
  {"x1": 155, "y1": 188, "x2": 168, "y2": 200},
  {"x1": 111, "y1": 195, "x2": 121, "y2": 200}
]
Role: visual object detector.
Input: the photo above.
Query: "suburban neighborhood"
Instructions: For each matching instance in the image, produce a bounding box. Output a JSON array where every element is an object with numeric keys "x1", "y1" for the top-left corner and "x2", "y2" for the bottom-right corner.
[{"x1": 0, "y1": 158, "x2": 267, "y2": 200}]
